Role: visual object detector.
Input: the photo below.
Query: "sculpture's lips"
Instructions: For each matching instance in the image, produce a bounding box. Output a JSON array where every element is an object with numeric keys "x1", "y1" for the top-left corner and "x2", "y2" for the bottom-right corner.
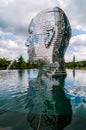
[
  {"x1": 25, "y1": 37, "x2": 31, "y2": 47},
  {"x1": 25, "y1": 43, "x2": 29, "y2": 47}
]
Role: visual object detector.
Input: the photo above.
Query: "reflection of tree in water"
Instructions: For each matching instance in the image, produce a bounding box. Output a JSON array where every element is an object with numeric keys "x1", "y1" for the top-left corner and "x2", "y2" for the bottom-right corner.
[
  {"x1": 18, "y1": 70, "x2": 25, "y2": 79},
  {"x1": 26, "y1": 72, "x2": 72, "y2": 130},
  {"x1": 73, "y1": 69, "x2": 75, "y2": 78}
]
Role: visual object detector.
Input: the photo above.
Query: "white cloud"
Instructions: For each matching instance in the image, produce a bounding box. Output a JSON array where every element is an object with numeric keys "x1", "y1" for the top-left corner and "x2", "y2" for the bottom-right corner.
[
  {"x1": 0, "y1": 40, "x2": 18, "y2": 49},
  {"x1": 59, "y1": 0, "x2": 86, "y2": 30},
  {"x1": 65, "y1": 34, "x2": 86, "y2": 62},
  {"x1": 0, "y1": 31, "x2": 27, "y2": 60},
  {"x1": 0, "y1": 48, "x2": 18, "y2": 59}
]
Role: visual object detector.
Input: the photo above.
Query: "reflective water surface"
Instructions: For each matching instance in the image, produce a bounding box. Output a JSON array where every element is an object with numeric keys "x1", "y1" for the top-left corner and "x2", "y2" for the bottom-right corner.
[{"x1": 0, "y1": 69, "x2": 86, "y2": 130}]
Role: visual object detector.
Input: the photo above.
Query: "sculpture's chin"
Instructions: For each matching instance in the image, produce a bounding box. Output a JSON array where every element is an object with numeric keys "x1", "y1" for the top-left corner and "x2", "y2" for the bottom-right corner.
[
  {"x1": 45, "y1": 44, "x2": 49, "y2": 48},
  {"x1": 25, "y1": 43, "x2": 29, "y2": 47}
]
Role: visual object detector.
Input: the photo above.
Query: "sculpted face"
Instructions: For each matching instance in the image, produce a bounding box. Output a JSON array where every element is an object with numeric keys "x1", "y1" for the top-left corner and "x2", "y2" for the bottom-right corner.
[{"x1": 26, "y1": 7, "x2": 71, "y2": 70}]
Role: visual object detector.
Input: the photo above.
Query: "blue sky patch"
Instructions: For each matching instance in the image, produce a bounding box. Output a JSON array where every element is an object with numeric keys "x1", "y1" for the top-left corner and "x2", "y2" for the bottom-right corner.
[{"x1": 72, "y1": 29, "x2": 86, "y2": 36}]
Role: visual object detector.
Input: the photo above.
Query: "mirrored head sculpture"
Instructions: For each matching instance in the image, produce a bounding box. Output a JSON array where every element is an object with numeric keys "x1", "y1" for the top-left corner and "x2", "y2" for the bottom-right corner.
[{"x1": 26, "y1": 6, "x2": 71, "y2": 74}]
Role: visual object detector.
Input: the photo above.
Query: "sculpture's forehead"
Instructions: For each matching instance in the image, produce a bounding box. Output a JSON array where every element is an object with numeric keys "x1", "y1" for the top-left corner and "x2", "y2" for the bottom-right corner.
[{"x1": 29, "y1": 7, "x2": 61, "y2": 29}]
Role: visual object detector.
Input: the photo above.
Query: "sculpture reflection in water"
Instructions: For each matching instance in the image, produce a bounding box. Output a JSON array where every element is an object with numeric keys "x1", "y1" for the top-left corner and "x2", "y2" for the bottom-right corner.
[
  {"x1": 25, "y1": 6, "x2": 71, "y2": 75},
  {"x1": 26, "y1": 69, "x2": 72, "y2": 130}
]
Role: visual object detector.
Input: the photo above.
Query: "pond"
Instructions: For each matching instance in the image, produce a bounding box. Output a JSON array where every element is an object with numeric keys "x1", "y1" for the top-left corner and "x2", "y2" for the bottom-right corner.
[{"x1": 0, "y1": 69, "x2": 86, "y2": 130}]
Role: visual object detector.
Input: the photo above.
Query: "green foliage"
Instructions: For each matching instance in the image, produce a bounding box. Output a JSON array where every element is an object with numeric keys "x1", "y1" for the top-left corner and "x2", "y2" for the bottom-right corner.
[
  {"x1": 17, "y1": 56, "x2": 26, "y2": 69},
  {"x1": 0, "y1": 56, "x2": 27, "y2": 70},
  {"x1": 1, "y1": 56, "x2": 86, "y2": 70},
  {"x1": 27, "y1": 63, "x2": 38, "y2": 69},
  {"x1": 0, "y1": 58, "x2": 11, "y2": 69},
  {"x1": 10, "y1": 60, "x2": 17, "y2": 69},
  {"x1": 0, "y1": 56, "x2": 38, "y2": 69},
  {"x1": 65, "y1": 61, "x2": 86, "y2": 69}
]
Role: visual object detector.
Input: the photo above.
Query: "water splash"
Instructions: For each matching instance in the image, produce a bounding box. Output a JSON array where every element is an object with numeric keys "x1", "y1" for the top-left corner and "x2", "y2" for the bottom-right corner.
[{"x1": 7, "y1": 57, "x2": 18, "y2": 70}]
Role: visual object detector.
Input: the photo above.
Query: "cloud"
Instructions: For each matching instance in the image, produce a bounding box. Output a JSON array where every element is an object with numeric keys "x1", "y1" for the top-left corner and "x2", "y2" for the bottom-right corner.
[
  {"x1": 60, "y1": 0, "x2": 86, "y2": 30},
  {"x1": 65, "y1": 34, "x2": 86, "y2": 62},
  {"x1": 0, "y1": 0, "x2": 58, "y2": 35},
  {"x1": 0, "y1": 48, "x2": 18, "y2": 60},
  {"x1": 0, "y1": 30, "x2": 27, "y2": 60}
]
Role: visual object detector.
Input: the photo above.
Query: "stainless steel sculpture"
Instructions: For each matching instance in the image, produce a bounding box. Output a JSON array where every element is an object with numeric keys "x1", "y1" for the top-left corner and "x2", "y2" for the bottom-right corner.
[{"x1": 26, "y1": 6, "x2": 71, "y2": 74}]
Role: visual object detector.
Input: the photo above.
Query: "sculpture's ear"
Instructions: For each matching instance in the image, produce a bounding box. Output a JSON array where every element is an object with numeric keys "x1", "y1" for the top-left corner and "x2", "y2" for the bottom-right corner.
[{"x1": 45, "y1": 28, "x2": 55, "y2": 48}]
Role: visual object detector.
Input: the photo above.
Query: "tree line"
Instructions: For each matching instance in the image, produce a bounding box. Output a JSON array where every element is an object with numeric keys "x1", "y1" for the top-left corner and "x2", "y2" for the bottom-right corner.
[
  {"x1": 0, "y1": 56, "x2": 49, "y2": 70},
  {"x1": 0, "y1": 56, "x2": 86, "y2": 70},
  {"x1": 65, "y1": 61, "x2": 86, "y2": 69}
]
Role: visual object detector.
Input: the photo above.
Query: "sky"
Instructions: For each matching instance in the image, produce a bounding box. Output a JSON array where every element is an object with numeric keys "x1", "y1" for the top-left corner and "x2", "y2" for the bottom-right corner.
[{"x1": 0, "y1": 0, "x2": 86, "y2": 62}]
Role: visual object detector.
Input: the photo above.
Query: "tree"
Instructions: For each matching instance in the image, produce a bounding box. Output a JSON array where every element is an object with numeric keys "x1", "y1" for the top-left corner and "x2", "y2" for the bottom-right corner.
[
  {"x1": 10, "y1": 60, "x2": 17, "y2": 69},
  {"x1": 17, "y1": 56, "x2": 26, "y2": 69},
  {"x1": 0, "y1": 58, "x2": 11, "y2": 69}
]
